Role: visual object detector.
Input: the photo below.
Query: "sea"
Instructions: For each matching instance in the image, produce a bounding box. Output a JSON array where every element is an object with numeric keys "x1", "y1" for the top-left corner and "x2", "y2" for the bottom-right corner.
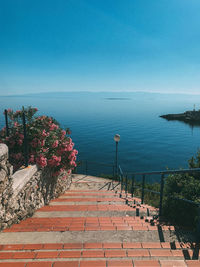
[{"x1": 1, "y1": 91, "x2": 200, "y2": 182}]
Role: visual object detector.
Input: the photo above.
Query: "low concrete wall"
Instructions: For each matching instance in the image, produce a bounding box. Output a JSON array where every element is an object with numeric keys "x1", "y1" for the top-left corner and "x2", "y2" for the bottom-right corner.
[{"x1": 0, "y1": 144, "x2": 72, "y2": 231}]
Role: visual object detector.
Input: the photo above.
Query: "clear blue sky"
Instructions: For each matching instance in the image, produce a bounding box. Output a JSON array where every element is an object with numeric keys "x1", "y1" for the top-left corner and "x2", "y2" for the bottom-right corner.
[{"x1": 0, "y1": 0, "x2": 200, "y2": 95}]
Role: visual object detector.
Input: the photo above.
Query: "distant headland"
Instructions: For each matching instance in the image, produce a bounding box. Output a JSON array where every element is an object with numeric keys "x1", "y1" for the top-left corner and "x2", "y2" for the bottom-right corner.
[
  {"x1": 160, "y1": 110, "x2": 200, "y2": 124},
  {"x1": 104, "y1": 97, "x2": 131, "y2": 100}
]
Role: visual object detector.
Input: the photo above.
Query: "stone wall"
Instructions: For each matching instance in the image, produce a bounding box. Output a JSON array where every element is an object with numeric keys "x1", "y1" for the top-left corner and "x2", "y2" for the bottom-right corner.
[{"x1": 0, "y1": 144, "x2": 72, "y2": 231}]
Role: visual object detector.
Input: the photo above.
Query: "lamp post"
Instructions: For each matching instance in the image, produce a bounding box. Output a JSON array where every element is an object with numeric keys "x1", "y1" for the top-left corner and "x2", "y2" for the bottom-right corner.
[{"x1": 114, "y1": 134, "x2": 120, "y2": 177}]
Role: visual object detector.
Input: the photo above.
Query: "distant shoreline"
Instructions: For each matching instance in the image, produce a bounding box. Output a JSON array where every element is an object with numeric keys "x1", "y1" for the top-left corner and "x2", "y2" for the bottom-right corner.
[
  {"x1": 104, "y1": 97, "x2": 131, "y2": 100},
  {"x1": 160, "y1": 110, "x2": 200, "y2": 124}
]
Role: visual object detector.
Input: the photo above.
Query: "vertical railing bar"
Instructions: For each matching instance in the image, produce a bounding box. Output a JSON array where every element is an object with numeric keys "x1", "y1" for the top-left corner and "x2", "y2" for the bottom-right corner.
[
  {"x1": 197, "y1": 205, "x2": 200, "y2": 242},
  {"x1": 125, "y1": 174, "x2": 129, "y2": 204},
  {"x1": 112, "y1": 165, "x2": 115, "y2": 180},
  {"x1": 141, "y1": 174, "x2": 145, "y2": 204},
  {"x1": 111, "y1": 165, "x2": 114, "y2": 189},
  {"x1": 22, "y1": 111, "x2": 28, "y2": 167},
  {"x1": 4, "y1": 109, "x2": 9, "y2": 137},
  {"x1": 131, "y1": 175, "x2": 135, "y2": 197},
  {"x1": 159, "y1": 174, "x2": 165, "y2": 217},
  {"x1": 125, "y1": 174, "x2": 128, "y2": 194},
  {"x1": 85, "y1": 160, "x2": 88, "y2": 175},
  {"x1": 120, "y1": 170, "x2": 123, "y2": 194}
]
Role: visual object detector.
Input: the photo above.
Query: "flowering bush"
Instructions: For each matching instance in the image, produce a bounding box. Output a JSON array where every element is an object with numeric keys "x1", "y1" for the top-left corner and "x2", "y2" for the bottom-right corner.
[{"x1": 0, "y1": 107, "x2": 78, "y2": 177}]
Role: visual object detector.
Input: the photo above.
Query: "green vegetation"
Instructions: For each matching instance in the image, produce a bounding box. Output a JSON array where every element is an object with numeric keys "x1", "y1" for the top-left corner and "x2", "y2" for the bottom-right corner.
[
  {"x1": 162, "y1": 152, "x2": 200, "y2": 228},
  {"x1": 120, "y1": 151, "x2": 200, "y2": 229},
  {"x1": 162, "y1": 172, "x2": 200, "y2": 228}
]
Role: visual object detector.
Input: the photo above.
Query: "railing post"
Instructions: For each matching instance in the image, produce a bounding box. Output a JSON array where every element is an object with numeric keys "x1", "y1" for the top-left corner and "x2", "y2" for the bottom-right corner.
[
  {"x1": 141, "y1": 174, "x2": 145, "y2": 204},
  {"x1": 112, "y1": 165, "x2": 115, "y2": 180},
  {"x1": 4, "y1": 109, "x2": 9, "y2": 137},
  {"x1": 125, "y1": 174, "x2": 128, "y2": 194},
  {"x1": 197, "y1": 205, "x2": 200, "y2": 242},
  {"x1": 119, "y1": 173, "x2": 123, "y2": 194},
  {"x1": 159, "y1": 174, "x2": 165, "y2": 217},
  {"x1": 131, "y1": 175, "x2": 135, "y2": 197},
  {"x1": 22, "y1": 112, "x2": 28, "y2": 167},
  {"x1": 85, "y1": 160, "x2": 88, "y2": 175},
  {"x1": 115, "y1": 141, "x2": 118, "y2": 177}
]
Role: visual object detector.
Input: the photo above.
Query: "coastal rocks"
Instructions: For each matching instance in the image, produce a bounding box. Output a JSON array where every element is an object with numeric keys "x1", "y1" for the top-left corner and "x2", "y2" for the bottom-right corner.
[
  {"x1": 0, "y1": 144, "x2": 72, "y2": 231},
  {"x1": 160, "y1": 110, "x2": 200, "y2": 124}
]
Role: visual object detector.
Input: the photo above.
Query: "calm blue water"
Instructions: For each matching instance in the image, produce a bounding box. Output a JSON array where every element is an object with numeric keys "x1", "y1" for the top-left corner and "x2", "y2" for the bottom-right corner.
[{"x1": 1, "y1": 92, "x2": 200, "y2": 180}]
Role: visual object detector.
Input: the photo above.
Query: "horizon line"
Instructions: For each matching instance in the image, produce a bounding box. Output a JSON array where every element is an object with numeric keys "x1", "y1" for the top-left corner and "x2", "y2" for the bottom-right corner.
[{"x1": 1, "y1": 90, "x2": 200, "y2": 97}]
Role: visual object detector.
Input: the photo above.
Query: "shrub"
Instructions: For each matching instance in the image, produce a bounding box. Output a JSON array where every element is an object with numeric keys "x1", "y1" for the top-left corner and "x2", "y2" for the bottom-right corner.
[
  {"x1": 162, "y1": 152, "x2": 200, "y2": 228},
  {"x1": 162, "y1": 173, "x2": 200, "y2": 227},
  {"x1": 0, "y1": 107, "x2": 78, "y2": 178}
]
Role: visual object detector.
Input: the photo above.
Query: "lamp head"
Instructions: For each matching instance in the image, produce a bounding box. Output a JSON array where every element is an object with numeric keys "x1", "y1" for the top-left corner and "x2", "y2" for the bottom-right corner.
[{"x1": 114, "y1": 134, "x2": 120, "y2": 142}]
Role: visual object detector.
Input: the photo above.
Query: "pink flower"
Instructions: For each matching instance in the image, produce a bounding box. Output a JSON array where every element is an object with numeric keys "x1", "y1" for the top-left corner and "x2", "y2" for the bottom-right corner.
[
  {"x1": 40, "y1": 139, "x2": 45, "y2": 146},
  {"x1": 31, "y1": 138, "x2": 39, "y2": 148},
  {"x1": 42, "y1": 130, "x2": 49, "y2": 137},
  {"x1": 68, "y1": 152, "x2": 77, "y2": 161},
  {"x1": 42, "y1": 148, "x2": 49, "y2": 153},
  {"x1": 52, "y1": 140, "x2": 58, "y2": 148},
  {"x1": 36, "y1": 155, "x2": 47, "y2": 168},
  {"x1": 70, "y1": 160, "x2": 76, "y2": 167},
  {"x1": 48, "y1": 155, "x2": 61, "y2": 167},
  {"x1": 73, "y1": 149, "x2": 78, "y2": 155},
  {"x1": 19, "y1": 134, "x2": 24, "y2": 139},
  {"x1": 17, "y1": 139, "x2": 23, "y2": 145},
  {"x1": 61, "y1": 130, "x2": 66, "y2": 136},
  {"x1": 49, "y1": 123, "x2": 58, "y2": 131}
]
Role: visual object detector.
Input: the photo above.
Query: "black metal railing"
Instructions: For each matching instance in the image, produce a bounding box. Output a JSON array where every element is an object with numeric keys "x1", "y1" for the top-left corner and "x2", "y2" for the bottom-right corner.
[
  {"x1": 120, "y1": 168, "x2": 200, "y2": 215},
  {"x1": 118, "y1": 167, "x2": 200, "y2": 239}
]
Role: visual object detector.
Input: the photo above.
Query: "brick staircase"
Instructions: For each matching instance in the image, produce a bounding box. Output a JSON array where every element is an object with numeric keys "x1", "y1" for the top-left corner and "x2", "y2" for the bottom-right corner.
[{"x1": 0, "y1": 174, "x2": 199, "y2": 267}]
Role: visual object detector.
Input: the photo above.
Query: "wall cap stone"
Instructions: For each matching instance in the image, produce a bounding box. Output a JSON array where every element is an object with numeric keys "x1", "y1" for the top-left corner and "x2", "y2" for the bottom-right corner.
[
  {"x1": 0, "y1": 144, "x2": 8, "y2": 161},
  {"x1": 12, "y1": 165, "x2": 38, "y2": 197}
]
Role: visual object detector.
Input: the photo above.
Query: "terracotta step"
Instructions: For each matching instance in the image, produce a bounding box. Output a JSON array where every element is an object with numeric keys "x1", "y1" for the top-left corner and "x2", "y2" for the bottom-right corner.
[
  {"x1": 0, "y1": 260, "x2": 200, "y2": 267},
  {"x1": 51, "y1": 198, "x2": 125, "y2": 202},
  {"x1": 0, "y1": 242, "x2": 199, "y2": 266},
  {"x1": 1, "y1": 242, "x2": 196, "y2": 250},
  {"x1": 3, "y1": 216, "x2": 175, "y2": 233}
]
